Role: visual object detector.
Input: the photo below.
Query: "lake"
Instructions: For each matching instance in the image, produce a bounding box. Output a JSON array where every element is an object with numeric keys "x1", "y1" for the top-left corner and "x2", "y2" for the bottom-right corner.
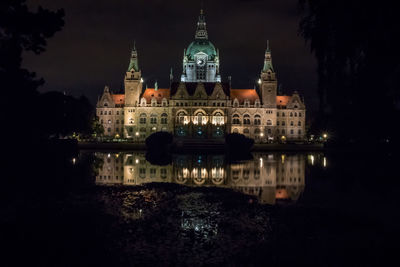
[{"x1": 3, "y1": 149, "x2": 399, "y2": 266}]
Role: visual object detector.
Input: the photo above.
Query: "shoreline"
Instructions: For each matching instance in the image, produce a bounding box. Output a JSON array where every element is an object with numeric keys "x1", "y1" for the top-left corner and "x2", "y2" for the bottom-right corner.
[{"x1": 78, "y1": 141, "x2": 324, "y2": 152}]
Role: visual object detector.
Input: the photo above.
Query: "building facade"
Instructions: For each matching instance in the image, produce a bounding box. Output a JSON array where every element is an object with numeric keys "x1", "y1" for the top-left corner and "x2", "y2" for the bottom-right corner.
[
  {"x1": 95, "y1": 152, "x2": 306, "y2": 205},
  {"x1": 96, "y1": 9, "x2": 306, "y2": 142}
]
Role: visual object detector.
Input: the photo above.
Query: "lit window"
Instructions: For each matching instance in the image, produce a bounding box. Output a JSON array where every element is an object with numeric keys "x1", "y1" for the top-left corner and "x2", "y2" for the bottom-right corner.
[
  {"x1": 232, "y1": 114, "x2": 240, "y2": 124},
  {"x1": 254, "y1": 115, "x2": 261, "y2": 125},
  {"x1": 243, "y1": 114, "x2": 251, "y2": 124}
]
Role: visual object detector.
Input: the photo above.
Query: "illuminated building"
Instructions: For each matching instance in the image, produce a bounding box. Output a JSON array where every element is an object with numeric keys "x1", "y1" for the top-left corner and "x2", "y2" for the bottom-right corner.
[{"x1": 96, "y1": 9, "x2": 306, "y2": 142}]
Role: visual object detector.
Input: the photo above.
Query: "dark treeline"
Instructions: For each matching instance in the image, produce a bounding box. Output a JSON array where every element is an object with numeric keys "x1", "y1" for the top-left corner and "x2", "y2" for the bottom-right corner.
[
  {"x1": 1, "y1": 0, "x2": 95, "y2": 143},
  {"x1": 299, "y1": 0, "x2": 400, "y2": 144}
]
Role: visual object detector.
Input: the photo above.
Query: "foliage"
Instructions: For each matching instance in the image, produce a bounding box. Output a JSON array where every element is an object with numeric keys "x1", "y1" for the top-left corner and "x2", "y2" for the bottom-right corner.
[
  {"x1": 38, "y1": 92, "x2": 93, "y2": 138},
  {"x1": 145, "y1": 132, "x2": 174, "y2": 150},
  {"x1": 299, "y1": 0, "x2": 400, "y2": 143},
  {"x1": 1, "y1": 0, "x2": 65, "y2": 140},
  {"x1": 92, "y1": 116, "x2": 104, "y2": 137},
  {"x1": 225, "y1": 133, "x2": 254, "y2": 151}
]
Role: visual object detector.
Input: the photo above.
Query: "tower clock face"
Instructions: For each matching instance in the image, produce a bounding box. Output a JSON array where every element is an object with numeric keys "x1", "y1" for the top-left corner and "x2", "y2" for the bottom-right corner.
[{"x1": 196, "y1": 58, "x2": 205, "y2": 66}]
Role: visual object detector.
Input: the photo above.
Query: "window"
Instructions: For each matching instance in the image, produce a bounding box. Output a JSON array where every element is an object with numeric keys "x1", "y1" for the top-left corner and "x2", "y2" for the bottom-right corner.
[
  {"x1": 139, "y1": 168, "x2": 146, "y2": 178},
  {"x1": 233, "y1": 99, "x2": 239, "y2": 107},
  {"x1": 129, "y1": 118, "x2": 134, "y2": 124},
  {"x1": 116, "y1": 120, "x2": 119, "y2": 124},
  {"x1": 233, "y1": 128, "x2": 239, "y2": 133},
  {"x1": 100, "y1": 119, "x2": 103, "y2": 124},
  {"x1": 108, "y1": 119, "x2": 112, "y2": 124},
  {"x1": 294, "y1": 112, "x2": 297, "y2": 117},
  {"x1": 194, "y1": 112, "x2": 205, "y2": 125},
  {"x1": 107, "y1": 128, "x2": 111, "y2": 132},
  {"x1": 116, "y1": 127, "x2": 119, "y2": 132},
  {"x1": 282, "y1": 121, "x2": 285, "y2": 126},
  {"x1": 116, "y1": 111, "x2": 119, "y2": 115},
  {"x1": 290, "y1": 112, "x2": 293, "y2": 117},
  {"x1": 243, "y1": 114, "x2": 251, "y2": 124},
  {"x1": 161, "y1": 169, "x2": 167, "y2": 178},
  {"x1": 254, "y1": 115, "x2": 261, "y2": 125},
  {"x1": 282, "y1": 112, "x2": 285, "y2": 117},
  {"x1": 267, "y1": 119, "x2": 272, "y2": 126},
  {"x1": 282, "y1": 129, "x2": 285, "y2": 134},
  {"x1": 290, "y1": 129, "x2": 294, "y2": 134},
  {"x1": 177, "y1": 112, "x2": 186, "y2": 124},
  {"x1": 100, "y1": 111, "x2": 103, "y2": 115},
  {"x1": 232, "y1": 114, "x2": 240, "y2": 124},
  {"x1": 277, "y1": 112, "x2": 279, "y2": 117},
  {"x1": 243, "y1": 128, "x2": 250, "y2": 134},
  {"x1": 109, "y1": 111, "x2": 112, "y2": 115},
  {"x1": 290, "y1": 121, "x2": 294, "y2": 126},
  {"x1": 298, "y1": 121, "x2": 301, "y2": 126},
  {"x1": 244, "y1": 100, "x2": 250, "y2": 107},
  {"x1": 121, "y1": 119, "x2": 124, "y2": 124},
  {"x1": 104, "y1": 103, "x2": 108, "y2": 107},
  {"x1": 299, "y1": 112, "x2": 302, "y2": 117},
  {"x1": 298, "y1": 129, "x2": 302, "y2": 134},
  {"x1": 150, "y1": 168, "x2": 156, "y2": 178},
  {"x1": 255, "y1": 99, "x2": 260, "y2": 108},
  {"x1": 161, "y1": 113, "x2": 168, "y2": 124},
  {"x1": 267, "y1": 129, "x2": 272, "y2": 134},
  {"x1": 150, "y1": 114, "x2": 157, "y2": 124},
  {"x1": 212, "y1": 112, "x2": 224, "y2": 125},
  {"x1": 277, "y1": 121, "x2": 280, "y2": 126},
  {"x1": 254, "y1": 128, "x2": 261, "y2": 134},
  {"x1": 140, "y1": 113, "x2": 146, "y2": 124}
]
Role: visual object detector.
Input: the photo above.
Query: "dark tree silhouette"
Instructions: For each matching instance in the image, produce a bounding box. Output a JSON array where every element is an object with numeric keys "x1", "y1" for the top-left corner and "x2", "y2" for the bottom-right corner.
[
  {"x1": 299, "y1": 0, "x2": 400, "y2": 144},
  {"x1": 1, "y1": 0, "x2": 64, "y2": 141}
]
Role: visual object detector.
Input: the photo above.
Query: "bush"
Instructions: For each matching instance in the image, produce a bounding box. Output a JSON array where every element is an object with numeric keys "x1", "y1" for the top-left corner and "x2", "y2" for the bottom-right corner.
[
  {"x1": 145, "y1": 132, "x2": 173, "y2": 151},
  {"x1": 225, "y1": 133, "x2": 254, "y2": 152}
]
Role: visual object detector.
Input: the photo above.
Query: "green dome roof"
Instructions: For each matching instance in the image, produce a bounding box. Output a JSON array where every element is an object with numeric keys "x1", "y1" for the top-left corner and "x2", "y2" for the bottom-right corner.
[{"x1": 186, "y1": 39, "x2": 217, "y2": 60}]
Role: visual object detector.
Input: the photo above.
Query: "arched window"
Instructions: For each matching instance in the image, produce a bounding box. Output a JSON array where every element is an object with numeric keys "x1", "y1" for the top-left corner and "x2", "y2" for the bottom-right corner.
[
  {"x1": 151, "y1": 98, "x2": 157, "y2": 107},
  {"x1": 243, "y1": 128, "x2": 250, "y2": 134},
  {"x1": 254, "y1": 115, "x2": 261, "y2": 125},
  {"x1": 244, "y1": 99, "x2": 250, "y2": 107},
  {"x1": 100, "y1": 111, "x2": 103, "y2": 115},
  {"x1": 299, "y1": 112, "x2": 302, "y2": 117},
  {"x1": 212, "y1": 112, "x2": 224, "y2": 125},
  {"x1": 243, "y1": 114, "x2": 251, "y2": 124},
  {"x1": 254, "y1": 128, "x2": 261, "y2": 134},
  {"x1": 267, "y1": 129, "x2": 272, "y2": 134},
  {"x1": 294, "y1": 112, "x2": 297, "y2": 117},
  {"x1": 150, "y1": 114, "x2": 157, "y2": 124},
  {"x1": 104, "y1": 103, "x2": 108, "y2": 107},
  {"x1": 232, "y1": 114, "x2": 240, "y2": 124},
  {"x1": 290, "y1": 112, "x2": 293, "y2": 117},
  {"x1": 161, "y1": 113, "x2": 168, "y2": 124},
  {"x1": 194, "y1": 112, "x2": 206, "y2": 125},
  {"x1": 290, "y1": 121, "x2": 294, "y2": 126},
  {"x1": 177, "y1": 112, "x2": 186, "y2": 124},
  {"x1": 108, "y1": 111, "x2": 112, "y2": 115},
  {"x1": 139, "y1": 113, "x2": 147, "y2": 124},
  {"x1": 233, "y1": 128, "x2": 239, "y2": 133},
  {"x1": 162, "y1": 98, "x2": 168, "y2": 107},
  {"x1": 298, "y1": 121, "x2": 301, "y2": 126},
  {"x1": 267, "y1": 119, "x2": 272, "y2": 126},
  {"x1": 254, "y1": 99, "x2": 261, "y2": 108},
  {"x1": 282, "y1": 112, "x2": 285, "y2": 117}
]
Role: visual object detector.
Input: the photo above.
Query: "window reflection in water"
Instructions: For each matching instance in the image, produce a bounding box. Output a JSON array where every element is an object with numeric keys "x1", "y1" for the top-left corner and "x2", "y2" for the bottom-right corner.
[{"x1": 94, "y1": 152, "x2": 317, "y2": 205}]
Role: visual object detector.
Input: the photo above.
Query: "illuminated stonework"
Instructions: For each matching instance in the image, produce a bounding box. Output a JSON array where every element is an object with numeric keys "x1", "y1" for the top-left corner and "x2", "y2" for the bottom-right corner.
[
  {"x1": 95, "y1": 152, "x2": 306, "y2": 205},
  {"x1": 96, "y1": 9, "x2": 306, "y2": 142}
]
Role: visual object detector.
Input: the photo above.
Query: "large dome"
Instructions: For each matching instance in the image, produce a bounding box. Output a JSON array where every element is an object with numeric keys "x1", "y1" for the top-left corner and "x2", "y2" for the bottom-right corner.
[{"x1": 186, "y1": 39, "x2": 217, "y2": 60}]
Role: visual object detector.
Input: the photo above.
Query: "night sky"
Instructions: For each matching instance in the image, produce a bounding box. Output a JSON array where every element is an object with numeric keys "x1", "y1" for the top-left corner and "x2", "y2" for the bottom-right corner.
[{"x1": 24, "y1": 0, "x2": 317, "y2": 111}]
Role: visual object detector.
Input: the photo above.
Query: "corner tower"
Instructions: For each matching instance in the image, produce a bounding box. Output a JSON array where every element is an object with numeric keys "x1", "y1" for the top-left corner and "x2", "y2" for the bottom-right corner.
[
  {"x1": 124, "y1": 43, "x2": 142, "y2": 106},
  {"x1": 260, "y1": 41, "x2": 277, "y2": 108},
  {"x1": 181, "y1": 9, "x2": 221, "y2": 83}
]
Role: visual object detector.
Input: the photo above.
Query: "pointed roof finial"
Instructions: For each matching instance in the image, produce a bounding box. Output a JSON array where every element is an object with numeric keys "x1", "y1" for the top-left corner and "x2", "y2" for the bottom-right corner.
[
  {"x1": 133, "y1": 40, "x2": 136, "y2": 51},
  {"x1": 266, "y1": 40, "x2": 270, "y2": 52},
  {"x1": 155, "y1": 80, "x2": 158, "y2": 91}
]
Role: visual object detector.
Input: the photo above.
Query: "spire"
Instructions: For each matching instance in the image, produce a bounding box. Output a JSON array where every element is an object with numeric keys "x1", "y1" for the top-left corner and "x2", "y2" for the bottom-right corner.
[
  {"x1": 195, "y1": 8, "x2": 208, "y2": 39},
  {"x1": 127, "y1": 41, "x2": 139, "y2": 72},
  {"x1": 155, "y1": 81, "x2": 158, "y2": 91},
  {"x1": 262, "y1": 40, "x2": 274, "y2": 73},
  {"x1": 170, "y1": 68, "x2": 173, "y2": 81}
]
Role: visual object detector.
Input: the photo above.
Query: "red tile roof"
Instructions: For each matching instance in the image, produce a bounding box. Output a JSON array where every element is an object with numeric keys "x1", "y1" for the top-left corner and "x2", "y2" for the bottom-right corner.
[
  {"x1": 276, "y1": 96, "x2": 291, "y2": 106},
  {"x1": 230, "y1": 89, "x2": 260, "y2": 104},
  {"x1": 112, "y1": 94, "x2": 125, "y2": 105},
  {"x1": 142, "y1": 88, "x2": 170, "y2": 103}
]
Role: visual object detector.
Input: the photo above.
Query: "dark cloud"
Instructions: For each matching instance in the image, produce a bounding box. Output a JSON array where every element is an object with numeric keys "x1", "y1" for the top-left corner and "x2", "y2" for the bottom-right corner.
[{"x1": 24, "y1": 0, "x2": 317, "y2": 110}]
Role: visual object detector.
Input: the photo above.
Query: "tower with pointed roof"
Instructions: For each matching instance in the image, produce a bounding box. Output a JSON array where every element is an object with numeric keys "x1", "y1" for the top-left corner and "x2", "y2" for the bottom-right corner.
[
  {"x1": 260, "y1": 40, "x2": 277, "y2": 108},
  {"x1": 124, "y1": 42, "x2": 142, "y2": 106},
  {"x1": 181, "y1": 9, "x2": 221, "y2": 82}
]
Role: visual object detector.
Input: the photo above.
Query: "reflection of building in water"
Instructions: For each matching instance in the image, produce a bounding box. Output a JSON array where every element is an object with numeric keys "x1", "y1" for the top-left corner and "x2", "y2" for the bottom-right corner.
[{"x1": 95, "y1": 152, "x2": 305, "y2": 204}]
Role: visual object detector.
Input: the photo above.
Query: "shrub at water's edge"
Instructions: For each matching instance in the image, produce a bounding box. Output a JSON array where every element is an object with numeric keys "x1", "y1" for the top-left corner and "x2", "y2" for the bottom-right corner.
[{"x1": 225, "y1": 133, "x2": 254, "y2": 153}]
